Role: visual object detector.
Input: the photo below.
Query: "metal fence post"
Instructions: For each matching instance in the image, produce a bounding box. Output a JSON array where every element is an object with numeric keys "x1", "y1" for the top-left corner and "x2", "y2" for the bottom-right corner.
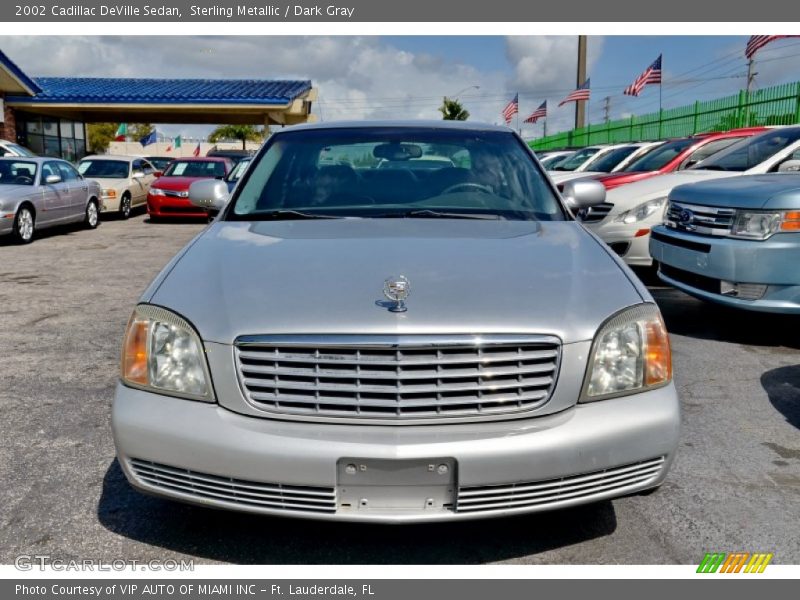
[
  {"x1": 629, "y1": 115, "x2": 634, "y2": 141},
  {"x1": 737, "y1": 90, "x2": 746, "y2": 128},
  {"x1": 693, "y1": 101, "x2": 700, "y2": 134},
  {"x1": 795, "y1": 82, "x2": 800, "y2": 125}
]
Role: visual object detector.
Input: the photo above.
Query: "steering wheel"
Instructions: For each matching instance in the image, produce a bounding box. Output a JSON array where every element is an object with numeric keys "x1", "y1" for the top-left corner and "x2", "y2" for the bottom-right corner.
[
  {"x1": 441, "y1": 182, "x2": 494, "y2": 195},
  {"x1": 13, "y1": 175, "x2": 33, "y2": 185}
]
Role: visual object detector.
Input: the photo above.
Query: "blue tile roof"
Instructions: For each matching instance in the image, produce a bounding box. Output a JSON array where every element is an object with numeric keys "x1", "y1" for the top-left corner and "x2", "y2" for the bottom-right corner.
[
  {"x1": 0, "y1": 49, "x2": 41, "y2": 94},
  {"x1": 7, "y1": 77, "x2": 311, "y2": 105}
]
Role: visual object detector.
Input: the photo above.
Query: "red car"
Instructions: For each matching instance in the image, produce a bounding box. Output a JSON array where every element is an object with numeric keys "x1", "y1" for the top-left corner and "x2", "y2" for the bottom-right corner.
[
  {"x1": 594, "y1": 127, "x2": 768, "y2": 190},
  {"x1": 147, "y1": 157, "x2": 234, "y2": 219}
]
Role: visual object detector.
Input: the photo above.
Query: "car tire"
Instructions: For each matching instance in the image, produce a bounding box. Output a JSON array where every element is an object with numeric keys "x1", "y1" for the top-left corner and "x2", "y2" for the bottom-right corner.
[
  {"x1": 84, "y1": 199, "x2": 99, "y2": 229},
  {"x1": 119, "y1": 194, "x2": 132, "y2": 219},
  {"x1": 12, "y1": 205, "x2": 35, "y2": 244}
]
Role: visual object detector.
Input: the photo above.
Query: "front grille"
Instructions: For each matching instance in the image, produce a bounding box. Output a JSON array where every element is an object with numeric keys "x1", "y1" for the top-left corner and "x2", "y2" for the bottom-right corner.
[
  {"x1": 234, "y1": 335, "x2": 561, "y2": 422},
  {"x1": 660, "y1": 264, "x2": 720, "y2": 294},
  {"x1": 651, "y1": 229, "x2": 711, "y2": 253},
  {"x1": 160, "y1": 205, "x2": 202, "y2": 214},
  {"x1": 577, "y1": 202, "x2": 614, "y2": 223},
  {"x1": 129, "y1": 459, "x2": 336, "y2": 513},
  {"x1": 159, "y1": 189, "x2": 189, "y2": 198},
  {"x1": 456, "y1": 457, "x2": 665, "y2": 513},
  {"x1": 665, "y1": 201, "x2": 736, "y2": 236}
]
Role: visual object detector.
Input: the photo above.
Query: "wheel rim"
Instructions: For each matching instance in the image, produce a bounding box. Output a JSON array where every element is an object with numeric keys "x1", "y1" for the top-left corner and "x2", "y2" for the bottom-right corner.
[
  {"x1": 122, "y1": 197, "x2": 130, "y2": 216},
  {"x1": 87, "y1": 202, "x2": 98, "y2": 226},
  {"x1": 18, "y1": 209, "x2": 33, "y2": 240}
]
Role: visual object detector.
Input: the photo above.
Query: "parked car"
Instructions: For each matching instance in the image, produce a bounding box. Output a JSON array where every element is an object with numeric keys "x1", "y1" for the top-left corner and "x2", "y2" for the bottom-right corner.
[
  {"x1": 537, "y1": 150, "x2": 575, "y2": 169},
  {"x1": 582, "y1": 127, "x2": 800, "y2": 266},
  {"x1": 651, "y1": 174, "x2": 800, "y2": 313},
  {"x1": 224, "y1": 157, "x2": 251, "y2": 193},
  {"x1": 549, "y1": 142, "x2": 664, "y2": 186},
  {"x1": 205, "y1": 148, "x2": 256, "y2": 163},
  {"x1": 0, "y1": 157, "x2": 101, "y2": 243},
  {"x1": 113, "y1": 121, "x2": 679, "y2": 523},
  {"x1": 146, "y1": 157, "x2": 233, "y2": 219},
  {"x1": 548, "y1": 143, "x2": 632, "y2": 173},
  {"x1": 143, "y1": 156, "x2": 173, "y2": 172},
  {"x1": 78, "y1": 155, "x2": 157, "y2": 219},
  {"x1": 0, "y1": 139, "x2": 36, "y2": 157},
  {"x1": 594, "y1": 127, "x2": 768, "y2": 191}
]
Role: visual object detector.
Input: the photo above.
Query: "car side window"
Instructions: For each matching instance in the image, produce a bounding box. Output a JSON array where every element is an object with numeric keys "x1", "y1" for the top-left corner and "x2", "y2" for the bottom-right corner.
[
  {"x1": 41, "y1": 162, "x2": 60, "y2": 183},
  {"x1": 141, "y1": 160, "x2": 155, "y2": 175},
  {"x1": 57, "y1": 162, "x2": 80, "y2": 182},
  {"x1": 681, "y1": 137, "x2": 743, "y2": 170},
  {"x1": 132, "y1": 159, "x2": 144, "y2": 175}
]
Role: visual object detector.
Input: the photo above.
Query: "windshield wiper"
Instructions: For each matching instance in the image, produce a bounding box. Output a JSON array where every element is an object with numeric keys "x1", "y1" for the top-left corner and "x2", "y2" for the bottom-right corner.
[
  {"x1": 249, "y1": 210, "x2": 344, "y2": 220},
  {"x1": 694, "y1": 165, "x2": 728, "y2": 171},
  {"x1": 376, "y1": 209, "x2": 503, "y2": 220}
]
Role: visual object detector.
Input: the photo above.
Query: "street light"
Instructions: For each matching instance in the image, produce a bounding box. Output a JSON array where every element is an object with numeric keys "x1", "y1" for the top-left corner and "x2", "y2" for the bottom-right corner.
[{"x1": 447, "y1": 85, "x2": 480, "y2": 100}]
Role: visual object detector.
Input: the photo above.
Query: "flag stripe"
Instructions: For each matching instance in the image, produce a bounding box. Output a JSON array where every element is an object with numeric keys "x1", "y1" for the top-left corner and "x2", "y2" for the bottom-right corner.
[
  {"x1": 524, "y1": 100, "x2": 547, "y2": 123},
  {"x1": 558, "y1": 79, "x2": 591, "y2": 107},
  {"x1": 623, "y1": 55, "x2": 662, "y2": 97},
  {"x1": 502, "y1": 93, "x2": 519, "y2": 125},
  {"x1": 745, "y1": 35, "x2": 800, "y2": 58}
]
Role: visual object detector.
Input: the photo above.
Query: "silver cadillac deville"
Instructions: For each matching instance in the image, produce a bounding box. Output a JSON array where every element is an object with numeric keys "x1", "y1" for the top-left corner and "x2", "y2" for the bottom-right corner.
[
  {"x1": 0, "y1": 157, "x2": 102, "y2": 243},
  {"x1": 112, "y1": 121, "x2": 679, "y2": 522}
]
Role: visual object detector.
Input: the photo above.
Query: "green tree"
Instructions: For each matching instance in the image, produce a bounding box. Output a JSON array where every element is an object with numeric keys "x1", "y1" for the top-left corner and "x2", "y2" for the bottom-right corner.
[
  {"x1": 86, "y1": 122, "x2": 154, "y2": 154},
  {"x1": 438, "y1": 97, "x2": 470, "y2": 121},
  {"x1": 208, "y1": 125, "x2": 265, "y2": 150}
]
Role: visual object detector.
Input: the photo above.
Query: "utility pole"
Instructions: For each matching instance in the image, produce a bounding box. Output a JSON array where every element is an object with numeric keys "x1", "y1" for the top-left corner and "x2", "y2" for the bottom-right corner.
[
  {"x1": 576, "y1": 35, "x2": 588, "y2": 129},
  {"x1": 603, "y1": 96, "x2": 611, "y2": 123},
  {"x1": 746, "y1": 57, "x2": 757, "y2": 94}
]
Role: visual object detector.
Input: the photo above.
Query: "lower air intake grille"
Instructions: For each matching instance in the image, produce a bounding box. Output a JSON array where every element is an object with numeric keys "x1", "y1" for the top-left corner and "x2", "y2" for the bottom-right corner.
[
  {"x1": 456, "y1": 457, "x2": 665, "y2": 513},
  {"x1": 129, "y1": 459, "x2": 336, "y2": 513}
]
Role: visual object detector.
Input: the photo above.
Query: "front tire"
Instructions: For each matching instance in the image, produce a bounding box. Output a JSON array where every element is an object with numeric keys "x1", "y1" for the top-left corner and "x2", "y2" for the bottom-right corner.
[
  {"x1": 85, "y1": 199, "x2": 99, "y2": 229},
  {"x1": 12, "y1": 205, "x2": 35, "y2": 244},
  {"x1": 119, "y1": 194, "x2": 132, "y2": 219}
]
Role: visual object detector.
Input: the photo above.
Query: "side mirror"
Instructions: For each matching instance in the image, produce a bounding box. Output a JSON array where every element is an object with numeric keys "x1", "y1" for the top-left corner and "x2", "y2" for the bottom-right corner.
[
  {"x1": 45, "y1": 174, "x2": 62, "y2": 185},
  {"x1": 561, "y1": 179, "x2": 606, "y2": 210},
  {"x1": 777, "y1": 159, "x2": 800, "y2": 173},
  {"x1": 189, "y1": 179, "x2": 229, "y2": 211},
  {"x1": 153, "y1": 170, "x2": 163, "y2": 178},
  {"x1": 132, "y1": 171, "x2": 145, "y2": 179}
]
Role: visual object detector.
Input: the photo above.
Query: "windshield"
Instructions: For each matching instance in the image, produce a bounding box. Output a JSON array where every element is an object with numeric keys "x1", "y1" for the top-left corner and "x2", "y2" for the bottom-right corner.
[
  {"x1": 228, "y1": 127, "x2": 565, "y2": 221},
  {"x1": 226, "y1": 158, "x2": 251, "y2": 183},
  {"x1": 620, "y1": 138, "x2": 696, "y2": 172},
  {"x1": 582, "y1": 146, "x2": 639, "y2": 173},
  {"x1": 164, "y1": 160, "x2": 227, "y2": 178},
  {"x1": 539, "y1": 153, "x2": 572, "y2": 169},
  {"x1": 693, "y1": 128, "x2": 800, "y2": 172},
  {"x1": 1, "y1": 143, "x2": 36, "y2": 157},
  {"x1": 0, "y1": 160, "x2": 37, "y2": 185},
  {"x1": 552, "y1": 147, "x2": 599, "y2": 171},
  {"x1": 78, "y1": 160, "x2": 130, "y2": 179},
  {"x1": 145, "y1": 157, "x2": 172, "y2": 171}
]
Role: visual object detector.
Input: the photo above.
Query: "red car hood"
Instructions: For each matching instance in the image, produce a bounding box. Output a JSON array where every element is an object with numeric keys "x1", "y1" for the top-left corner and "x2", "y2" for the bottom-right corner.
[{"x1": 152, "y1": 176, "x2": 215, "y2": 191}]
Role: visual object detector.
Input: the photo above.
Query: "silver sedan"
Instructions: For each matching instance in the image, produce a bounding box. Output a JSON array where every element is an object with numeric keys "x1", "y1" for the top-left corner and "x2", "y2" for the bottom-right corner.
[{"x1": 0, "y1": 157, "x2": 102, "y2": 243}]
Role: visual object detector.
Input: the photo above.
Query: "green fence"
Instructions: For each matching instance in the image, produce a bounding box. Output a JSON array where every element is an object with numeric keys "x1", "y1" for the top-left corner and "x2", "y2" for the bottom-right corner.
[{"x1": 529, "y1": 81, "x2": 800, "y2": 150}]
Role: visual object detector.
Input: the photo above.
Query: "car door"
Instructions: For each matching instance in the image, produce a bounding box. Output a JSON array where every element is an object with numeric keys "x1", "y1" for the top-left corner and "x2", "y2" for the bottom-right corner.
[
  {"x1": 137, "y1": 159, "x2": 157, "y2": 205},
  {"x1": 56, "y1": 161, "x2": 88, "y2": 221},
  {"x1": 130, "y1": 159, "x2": 149, "y2": 206},
  {"x1": 40, "y1": 161, "x2": 70, "y2": 224}
]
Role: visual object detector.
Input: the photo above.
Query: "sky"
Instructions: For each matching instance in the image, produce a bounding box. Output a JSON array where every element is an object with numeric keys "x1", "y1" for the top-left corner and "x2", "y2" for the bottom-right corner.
[{"x1": 1, "y1": 35, "x2": 800, "y2": 141}]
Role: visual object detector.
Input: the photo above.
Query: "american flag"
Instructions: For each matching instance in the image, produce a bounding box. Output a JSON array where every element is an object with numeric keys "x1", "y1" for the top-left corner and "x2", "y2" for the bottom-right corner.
[
  {"x1": 558, "y1": 79, "x2": 591, "y2": 107},
  {"x1": 502, "y1": 93, "x2": 519, "y2": 125},
  {"x1": 745, "y1": 35, "x2": 799, "y2": 59},
  {"x1": 623, "y1": 55, "x2": 662, "y2": 97},
  {"x1": 524, "y1": 101, "x2": 547, "y2": 124}
]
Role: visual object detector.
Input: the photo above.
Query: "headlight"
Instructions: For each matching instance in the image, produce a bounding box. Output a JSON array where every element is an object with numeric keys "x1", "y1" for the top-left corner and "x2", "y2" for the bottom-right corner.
[
  {"x1": 581, "y1": 303, "x2": 671, "y2": 402},
  {"x1": 102, "y1": 189, "x2": 117, "y2": 198},
  {"x1": 731, "y1": 210, "x2": 800, "y2": 240},
  {"x1": 121, "y1": 304, "x2": 214, "y2": 401},
  {"x1": 149, "y1": 187, "x2": 166, "y2": 196},
  {"x1": 612, "y1": 198, "x2": 667, "y2": 224}
]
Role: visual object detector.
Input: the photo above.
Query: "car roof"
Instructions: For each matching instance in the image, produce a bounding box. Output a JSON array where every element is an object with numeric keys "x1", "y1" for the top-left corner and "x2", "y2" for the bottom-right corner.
[
  {"x1": 0, "y1": 156, "x2": 60, "y2": 164},
  {"x1": 81, "y1": 155, "x2": 140, "y2": 161},
  {"x1": 283, "y1": 119, "x2": 513, "y2": 133}
]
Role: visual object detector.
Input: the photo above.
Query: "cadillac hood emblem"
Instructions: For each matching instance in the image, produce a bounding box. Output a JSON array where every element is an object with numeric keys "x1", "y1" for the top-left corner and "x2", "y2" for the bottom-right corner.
[{"x1": 383, "y1": 275, "x2": 410, "y2": 312}]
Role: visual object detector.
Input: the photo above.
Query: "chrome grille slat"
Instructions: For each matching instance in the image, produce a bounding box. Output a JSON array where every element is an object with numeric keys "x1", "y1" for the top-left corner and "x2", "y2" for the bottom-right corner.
[
  {"x1": 129, "y1": 459, "x2": 336, "y2": 513},
  {"x1": 578, "y1": 202, "x2": 614, "y2": 223},
  {"x1": 235, "y1": 335, "x2": 561, "y2": 422},
  {"x1": 456, "y1": 457, "x2": 665, "y2": 513},
  {"x1": 665, "y1": 201, "x2": 736, "y2": 236}
]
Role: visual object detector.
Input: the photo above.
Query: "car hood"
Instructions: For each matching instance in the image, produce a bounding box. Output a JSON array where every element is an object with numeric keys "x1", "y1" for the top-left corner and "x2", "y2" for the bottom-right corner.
[
  {"x1": 548, "y1": 171, "x2": 604, "y2": 183},
  {"x1": 85, "y1": 176, "x2": 130, "y2": 188},
  {"x1": 148, "y1": 219, "x2": 644, "y2": 345},
  {"x1": 152, "y1": 176, "x2": 212, "y2": 191},
  {"x1": 670, "y1": 173, "x2": 800, "y2": 210},
  {"x1": 605, "y1": 169, "x2": 738, "y2": 211}
]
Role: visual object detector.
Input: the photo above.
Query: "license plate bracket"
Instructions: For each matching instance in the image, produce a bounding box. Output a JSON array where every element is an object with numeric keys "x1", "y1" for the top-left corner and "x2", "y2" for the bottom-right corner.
[{"x1": 336, "y1": 457, "x2": 456, "y2": 513}]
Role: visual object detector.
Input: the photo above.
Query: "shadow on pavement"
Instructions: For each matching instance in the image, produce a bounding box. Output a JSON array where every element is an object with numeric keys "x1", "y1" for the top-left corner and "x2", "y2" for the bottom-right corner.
[
  {"x1": 761, "y1": 365, "x2": 800, "y2": 430},
  {"x1": 98, "y1": 460, "x2": 618, "y2": 564}
]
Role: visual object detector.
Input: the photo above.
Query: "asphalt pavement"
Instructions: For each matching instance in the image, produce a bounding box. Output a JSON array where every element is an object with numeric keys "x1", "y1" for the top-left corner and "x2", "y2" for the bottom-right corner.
[{"x1": 0, "y1": 213, "x2": 798, "y2": 565}]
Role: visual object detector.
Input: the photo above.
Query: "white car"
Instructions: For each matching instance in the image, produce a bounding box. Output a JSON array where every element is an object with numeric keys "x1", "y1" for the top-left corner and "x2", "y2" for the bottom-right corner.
[
  {"x1": 537, "y1": 150, "x2": 575, "y2": 169},
  {"x1": 548, "y1": 143, "x2": 634, "y2": 177},
  {"x1": 78, "y1": 155, "x2": 157, "y2": 219},
  {"x1": 583, "y1": 127, "x2": 800, "y2": 266},
  {"x1": 549, "y1": 142, "x2": 664, "y2": 186},
  {"x1": 0, "y1": 139, "x2": 36, "y2": 157}
]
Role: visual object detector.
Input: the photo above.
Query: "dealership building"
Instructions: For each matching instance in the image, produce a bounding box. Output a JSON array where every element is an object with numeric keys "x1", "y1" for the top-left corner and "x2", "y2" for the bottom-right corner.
[{"x1": 0, "y1": 48, "x2": 316, "y2": 161}]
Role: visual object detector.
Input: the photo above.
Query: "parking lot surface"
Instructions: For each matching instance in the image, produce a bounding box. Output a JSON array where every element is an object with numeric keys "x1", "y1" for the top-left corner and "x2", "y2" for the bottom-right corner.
[{"x1": 0, "y1": 214, "x2": 798, "y2": 565}]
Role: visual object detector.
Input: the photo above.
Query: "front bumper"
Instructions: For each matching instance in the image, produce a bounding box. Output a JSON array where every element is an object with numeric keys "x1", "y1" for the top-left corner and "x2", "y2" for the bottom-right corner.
[
  {"x1": 650, "y1": 226, "x2": 800, "y2": 313},
  {"x1": 584, "y1": 220, "x2": 659, "y2": 267},
  {"x1": 147, "y1": 193, "x2": 208, "y2": 218},
  {"x1": 112, "y1": 382, "x2": 680, "y2": 523},
  {"x1": 100, "y1": 194, "x2": 121, "y2": 213},
  {"x1": 0, "y1": 213, "x2": 14, "y2": 235}
]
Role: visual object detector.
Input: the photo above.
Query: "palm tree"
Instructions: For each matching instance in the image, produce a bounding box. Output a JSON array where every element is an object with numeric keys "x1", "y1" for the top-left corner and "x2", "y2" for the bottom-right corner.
[
  {"x1": 439, "y1": 97, "x2": 470, "y2": 121},
  {"x1": 207, "y1": 125, "x2": 265, "y2": 150}
]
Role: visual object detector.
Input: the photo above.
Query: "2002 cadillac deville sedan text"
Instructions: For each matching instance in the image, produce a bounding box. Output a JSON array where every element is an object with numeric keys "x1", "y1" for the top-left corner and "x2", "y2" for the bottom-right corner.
[{"x1": 112, "y1": 121, "x2": 680, "y2": 522}]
